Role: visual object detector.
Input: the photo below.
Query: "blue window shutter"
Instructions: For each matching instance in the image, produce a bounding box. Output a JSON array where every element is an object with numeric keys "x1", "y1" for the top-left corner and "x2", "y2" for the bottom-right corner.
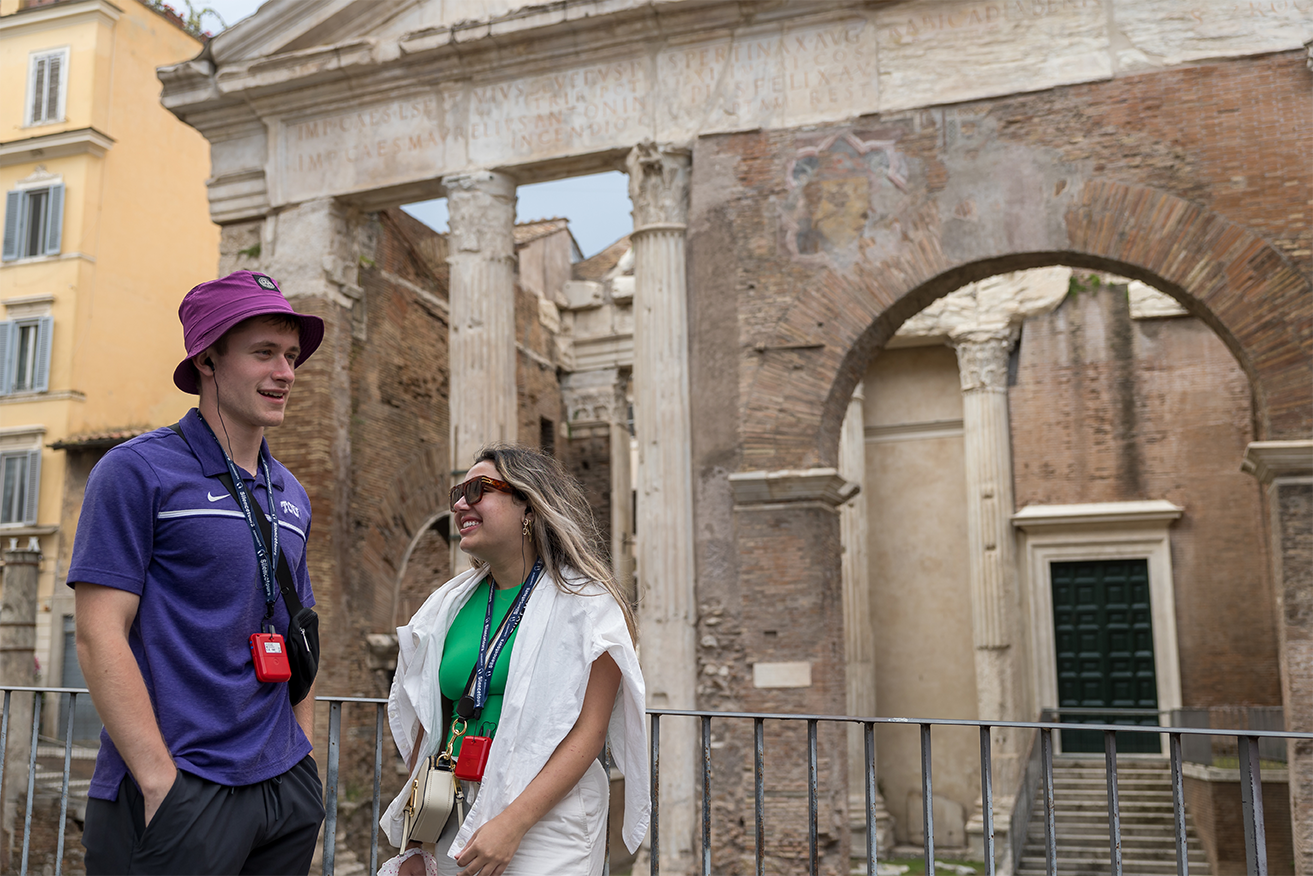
[
  {"x1": 23, "y1": 449, "x2": 41, "y2": 525},
  {"x1": 0, "y1": 321, "x2": 13, "y2": 396},
  {"x1": 2, "y1": 191, "x2": 21, "y2": 261},
  {"x1": 44, "y1": 184, "x2": 63, "y2": 256},
  {"x1": 33, "y1": 316, "x2": 53, "y2": 392}
]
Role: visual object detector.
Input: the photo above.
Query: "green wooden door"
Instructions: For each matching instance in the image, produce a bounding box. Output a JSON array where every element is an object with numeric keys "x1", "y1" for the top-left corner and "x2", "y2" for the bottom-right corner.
[{"x1": 1051, "y1": 559, "x2": 1160, "y2": 754}]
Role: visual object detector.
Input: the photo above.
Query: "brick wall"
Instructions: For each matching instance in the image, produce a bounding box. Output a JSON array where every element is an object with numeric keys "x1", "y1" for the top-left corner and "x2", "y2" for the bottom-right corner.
[
  {"x1": 1009, "y1": 283, "x2": 1280, "y2": 707},
  {"x1": 686, "y1": 51, "x2": 1308, "y2": 868},
  {"x1": 1186, "y1": 774, "x2": 1294, "y2": 875},
  {"x1": 266, "y1": 207, "x2": 454, "y2": 863}
]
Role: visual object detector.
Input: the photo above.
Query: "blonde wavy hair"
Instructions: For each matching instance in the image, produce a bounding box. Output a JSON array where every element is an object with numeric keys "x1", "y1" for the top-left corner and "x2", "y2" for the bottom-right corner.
[{"x1": 473, "y1": 444, "x2": 637, "y2": 642}]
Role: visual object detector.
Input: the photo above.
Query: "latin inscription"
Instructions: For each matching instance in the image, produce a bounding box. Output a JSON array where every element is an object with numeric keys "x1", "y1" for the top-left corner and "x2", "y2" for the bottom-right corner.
[
  {"x1": 880, "y1": 0, "x2": 1101, "y2": 42},
  {"x1": 288, "y1": 97, "x2": 443, "y2": 182},
  {"x1": 875, "y1": 0, "x2": 1110, "y2": 112},
  {"x1": 1112, "y1": 0, "x2": 1312, "y2": 68},
  {"x1": 465, "y1": 60, "x2": 650, "y2": 158},
  {"x1": 661, "y1": 19, "x2": 877, "y2": 127}
]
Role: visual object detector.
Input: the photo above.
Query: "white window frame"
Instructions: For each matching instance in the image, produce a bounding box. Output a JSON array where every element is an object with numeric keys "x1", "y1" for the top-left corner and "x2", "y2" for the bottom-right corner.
[
  {"x1": 2, "y1": 179, "x2": 64, "y2": 262},
  {"x1": 24, "y1": 48, "x2": 69, "y2": 128},
  {"x1": 0, "y1": 427, "x2": 44, "y2": 528},
  {"x1": 1013, "y1": 501, "x2": 1185, "y2": 736}
]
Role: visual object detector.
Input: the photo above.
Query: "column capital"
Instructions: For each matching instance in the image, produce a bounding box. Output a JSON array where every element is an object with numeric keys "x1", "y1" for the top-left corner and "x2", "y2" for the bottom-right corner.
[
  {"x1": 1242, "y1": 440, "x2": 1313, "y2": 484},
  {"x1": 442, "y1": 170, "x2": 517, "y2": 260},
  {"x1": 626, "y1": 141, "x2": 690, "y2": 231},
  {"x1": 949, "y1": 325, "x2": 1019, "y2": 393}
]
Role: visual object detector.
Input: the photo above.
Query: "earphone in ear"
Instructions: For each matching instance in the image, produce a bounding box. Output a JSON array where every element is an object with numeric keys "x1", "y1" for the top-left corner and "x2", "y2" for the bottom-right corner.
[{"x1": 204, "y1": 357, "x2": 215, "y2": 370}]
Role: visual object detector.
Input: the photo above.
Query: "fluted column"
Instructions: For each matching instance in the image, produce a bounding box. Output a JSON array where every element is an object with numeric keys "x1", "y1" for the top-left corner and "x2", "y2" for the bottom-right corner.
[
  {"x1": 627, "y1": 141, "x2": 697, "y2": 873},
  {"x1": 951, "y1": 326, "x2": 1024, "y2": 856},
  {"x1": 1, "y1": 545, "x2": 39, "y2": 869},
  {"x1": 443, "y1": 171, "x2": 518, "y2": 470},
  {"x1": 839, "y1": 383, "x2": 895, "y2": 856}
]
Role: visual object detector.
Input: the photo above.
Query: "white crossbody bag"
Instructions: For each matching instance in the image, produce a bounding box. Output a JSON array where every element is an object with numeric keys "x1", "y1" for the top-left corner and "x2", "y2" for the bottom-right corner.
[{"x1": 401, "y1": 747, "x2": 465, "y2": 847}]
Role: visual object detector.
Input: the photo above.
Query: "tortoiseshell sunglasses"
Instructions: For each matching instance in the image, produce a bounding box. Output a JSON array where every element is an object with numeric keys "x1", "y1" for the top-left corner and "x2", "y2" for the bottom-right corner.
[{"x1": 450, "y1": 475, "x2": 515, "y2": 510}]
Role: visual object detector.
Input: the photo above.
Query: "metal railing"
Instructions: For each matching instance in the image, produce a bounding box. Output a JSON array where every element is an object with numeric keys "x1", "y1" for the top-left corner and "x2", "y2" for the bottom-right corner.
[
  {"x1": 2, "y1": 688, "x2": 1311, "y2": 876},
  {"x1": 650, "y1": 707, "x2": 1313, "y2": 876}
]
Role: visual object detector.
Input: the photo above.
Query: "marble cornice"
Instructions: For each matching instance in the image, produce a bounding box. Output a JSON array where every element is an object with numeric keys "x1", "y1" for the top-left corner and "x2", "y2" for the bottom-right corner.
[
  {"x1": 1242, "y1": 440, "x2": 1313, "y2": 484},
  {"x1": 729, "y1": 468, "x2": 860, "y2": 509},
  {"x1": 160, "y1": 0, "x2": 849, "y2": 125}
]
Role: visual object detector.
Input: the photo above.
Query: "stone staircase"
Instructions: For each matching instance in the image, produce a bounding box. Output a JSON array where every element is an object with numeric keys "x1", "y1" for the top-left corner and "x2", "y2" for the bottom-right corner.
[{"x1": 1017, "y1": 756, "x2": 1210, "y2": 875}]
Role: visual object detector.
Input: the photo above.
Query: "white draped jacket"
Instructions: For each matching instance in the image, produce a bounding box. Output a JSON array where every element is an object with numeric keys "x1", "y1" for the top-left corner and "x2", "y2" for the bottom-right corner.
[{"x1": 381, "y1": 565, "x2": 650, "y2": 858}]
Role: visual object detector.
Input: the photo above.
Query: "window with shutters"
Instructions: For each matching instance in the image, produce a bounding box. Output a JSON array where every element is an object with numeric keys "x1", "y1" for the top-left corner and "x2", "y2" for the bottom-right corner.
[
  {"x1": 0, "y1": 317, "x2": 53, "y2": 395},
  {"x1": 0, "y1": 446, "x2": 42, "y2": 527},
  {"x1": 2, "y1": 184, "x2": 64, "y2": 261},
  {"x1": 25, "y1": 48, "x2": 68, "y2": 127}
]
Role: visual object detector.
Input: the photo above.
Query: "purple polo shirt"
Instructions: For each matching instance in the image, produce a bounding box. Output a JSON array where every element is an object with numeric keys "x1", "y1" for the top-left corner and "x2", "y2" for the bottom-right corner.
[{"x1": 67, "y1": 408, "x2": 315, "y2": 799}]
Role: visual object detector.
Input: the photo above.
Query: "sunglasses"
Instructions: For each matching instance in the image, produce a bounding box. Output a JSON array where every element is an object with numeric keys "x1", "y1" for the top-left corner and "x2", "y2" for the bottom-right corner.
[{"x1": 450, "y1": 475, "x2": 515, "y2": 510}]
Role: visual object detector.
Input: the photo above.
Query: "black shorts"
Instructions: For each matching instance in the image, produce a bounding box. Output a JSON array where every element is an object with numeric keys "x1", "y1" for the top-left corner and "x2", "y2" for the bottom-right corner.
[{"x1": 82, "y1": 755, "x2": 324, "y2": 875}]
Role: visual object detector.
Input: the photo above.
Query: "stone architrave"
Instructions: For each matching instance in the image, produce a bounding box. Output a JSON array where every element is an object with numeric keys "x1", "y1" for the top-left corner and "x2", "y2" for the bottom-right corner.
[
  {"x1": 627, "y1": 141, "x2": 697, "y2": 873},
  {"x1": 838, "y1": 382, "x2": 895, "y2": 856},
  {"x1": 443, "y1": 171, "x2": 518, "y2": 471}
]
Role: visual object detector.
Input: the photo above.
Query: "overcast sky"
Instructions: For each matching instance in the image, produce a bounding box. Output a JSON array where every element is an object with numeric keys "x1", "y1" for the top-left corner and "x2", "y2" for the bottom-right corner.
[{"x1": 190, "y1": 0, "x2": 634, "y2": 258}]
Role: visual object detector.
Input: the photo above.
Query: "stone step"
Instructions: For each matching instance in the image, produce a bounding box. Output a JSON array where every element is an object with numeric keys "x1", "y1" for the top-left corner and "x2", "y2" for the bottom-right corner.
[
  {"x1": 1017, "y1": 862, "x2": 1208, "y2": 876},
  {"x1": 1023, "y1": 830, "x2": 1206, "y2": 849},
  {"x1": 1052, "y1": 765, "x2": 1173, "y2": 777},
  {"x1": 1038, "y1": 792, "x2": 1178, "y2": 804},
  {"x1": 1038, "y1": 801, "x2": 1177, "y2": 814},
  {"x1": 1024, "y1": 840, "x2": 1207, "y2": 861},
  {"x1": 1053, "y1": 777, "x2": 1174, "y2": 788},
  {"x1": 1027, "y1": 824, "x2": 1204, "y2": 841}
]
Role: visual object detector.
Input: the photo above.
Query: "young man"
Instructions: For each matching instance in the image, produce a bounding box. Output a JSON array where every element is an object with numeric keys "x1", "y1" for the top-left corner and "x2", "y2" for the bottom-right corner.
[{"x1": 69, "y1": 271, "x2": 326, "y2": 874}]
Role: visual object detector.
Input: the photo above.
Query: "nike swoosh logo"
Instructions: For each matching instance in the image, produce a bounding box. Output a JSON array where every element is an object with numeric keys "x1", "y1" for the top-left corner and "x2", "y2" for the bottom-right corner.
[{"x1": 206, "y1": 492, "x2": 230, "y2": 503}]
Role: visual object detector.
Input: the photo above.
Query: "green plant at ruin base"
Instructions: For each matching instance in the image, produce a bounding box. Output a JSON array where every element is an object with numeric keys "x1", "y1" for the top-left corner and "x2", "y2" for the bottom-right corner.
[
  {"x1": 237, "y1": 243, "x2": 261, "y2": 259},
  {"x1": 884, "y1": 856, "x2": 986, "y2": 875},
  {"x1": 358, "y1": 255, "x2": 376, "y2": 268},
  {"x1": 1066, "y1": 271, "x2": 1104, "y2": 297},
  {"x1": 143, "y1": 0, "x2": 226, "y2": 39}
]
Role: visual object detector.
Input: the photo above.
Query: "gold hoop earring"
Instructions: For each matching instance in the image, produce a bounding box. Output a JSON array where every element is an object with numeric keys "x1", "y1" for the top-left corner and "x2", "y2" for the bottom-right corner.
[{"x1": 522, "y1": 517, "x2": 531, "y2": 537}]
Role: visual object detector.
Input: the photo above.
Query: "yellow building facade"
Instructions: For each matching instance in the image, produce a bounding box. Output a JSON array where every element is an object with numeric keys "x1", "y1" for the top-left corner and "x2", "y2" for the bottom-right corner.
[{"x1": 0, "y1": 0, "x2": 218, "y2": 711}]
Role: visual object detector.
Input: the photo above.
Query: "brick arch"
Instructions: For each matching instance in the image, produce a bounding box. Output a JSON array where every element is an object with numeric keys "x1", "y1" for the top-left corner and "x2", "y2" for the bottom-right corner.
[
  {"x1": 358, "y1": 444, "x2": 451, "y2": 632},
  {"x1": 740, "y1": 179, "x2": 1312, "y2": 470}
]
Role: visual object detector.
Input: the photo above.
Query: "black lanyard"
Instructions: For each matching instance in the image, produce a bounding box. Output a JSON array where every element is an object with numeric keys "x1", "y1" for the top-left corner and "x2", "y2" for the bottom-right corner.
[
  {"x1": 198, "y1": 414, "x2": 281, "y2": 617},
  {"x1": 456, "y1": 559, "x2": 544, "y2": 721}
]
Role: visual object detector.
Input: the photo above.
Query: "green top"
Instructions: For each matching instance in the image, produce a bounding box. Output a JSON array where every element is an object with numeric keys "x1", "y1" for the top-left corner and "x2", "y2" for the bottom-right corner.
[{"x1": 439, "y1": 578, "x2": 524, "y2": 756}]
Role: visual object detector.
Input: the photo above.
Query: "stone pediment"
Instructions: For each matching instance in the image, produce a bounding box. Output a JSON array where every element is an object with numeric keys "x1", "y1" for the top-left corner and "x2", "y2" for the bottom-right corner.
[{"x1": 205, "y1": 0, "x2": 673, "y2": 66}]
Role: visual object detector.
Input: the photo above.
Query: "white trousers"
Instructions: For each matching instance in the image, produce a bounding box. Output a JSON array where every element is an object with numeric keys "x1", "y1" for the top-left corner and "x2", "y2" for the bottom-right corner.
[{"x1": 434, "y1": 759, "x2": 609, "y2": 875}]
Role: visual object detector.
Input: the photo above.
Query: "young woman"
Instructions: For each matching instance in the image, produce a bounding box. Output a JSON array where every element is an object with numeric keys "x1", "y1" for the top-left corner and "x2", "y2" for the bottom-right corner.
[{"x1": 382, "y1": 445, "x2": 649, "y2": 876}]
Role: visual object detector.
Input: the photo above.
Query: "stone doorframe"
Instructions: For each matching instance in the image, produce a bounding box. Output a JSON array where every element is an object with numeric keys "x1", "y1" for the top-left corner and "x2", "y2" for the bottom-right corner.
[{"x1": 1012, "y1": 500, "x2": 1185, "y2": 746}]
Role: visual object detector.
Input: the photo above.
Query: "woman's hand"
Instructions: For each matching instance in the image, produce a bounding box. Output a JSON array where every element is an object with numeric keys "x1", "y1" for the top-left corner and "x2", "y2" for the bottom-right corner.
[
  {"x1": 397, "y1": 848, "x2": 427, "y2": 876},
  {"x1": 454, "y1": 813, "x2": 528, "y2": 876}
]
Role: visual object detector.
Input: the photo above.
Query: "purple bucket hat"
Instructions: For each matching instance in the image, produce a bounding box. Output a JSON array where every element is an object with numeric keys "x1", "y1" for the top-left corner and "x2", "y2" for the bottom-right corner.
[{"x1": 173, "y1": 270, "x2": 325, "y2": 394}]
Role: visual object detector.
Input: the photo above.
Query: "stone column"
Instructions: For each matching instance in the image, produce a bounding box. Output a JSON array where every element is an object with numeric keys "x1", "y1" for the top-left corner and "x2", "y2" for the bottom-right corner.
[
  {"x1": 1, "y1": 544, "x2": 40, "y2": 868},
  {"x1": 627, "y1": 141, "x2": 697, "y2": 873},
  {"x1": 611, "y1": 375, "x2": 635, "y2": 604},
  {"x1": 950, "y1": 326, "x2": 1025, "y2": 859},
  {"x1": 838, "y1": 383, "x2": 894, "y2": 856},
  {"x1": 1243, "y1": 440, "x2": 1313, "y2": 875},
  {"x1": 443, "y1": 171, "x2": 518, "y2": 470}
]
